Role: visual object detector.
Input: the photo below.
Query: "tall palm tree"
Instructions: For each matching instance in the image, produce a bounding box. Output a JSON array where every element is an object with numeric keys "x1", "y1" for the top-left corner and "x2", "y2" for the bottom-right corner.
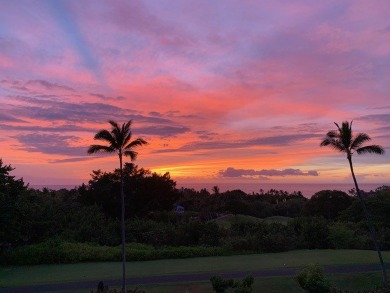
[
  {"x1": 320, "y1": 121, "x2": 387, "y2": 288},
  {"x1": 88, "y1": 120, "x2": 147, "y2": 293}
]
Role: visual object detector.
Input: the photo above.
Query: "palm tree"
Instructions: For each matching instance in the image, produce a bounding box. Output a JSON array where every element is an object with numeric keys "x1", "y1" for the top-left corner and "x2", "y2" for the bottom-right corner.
[
  {"x1": 320, "y1": 121, "x2": 388, "y2": 288},
  {"x1": 88, "y1": 120, "x2": 147, "y2": 293}
]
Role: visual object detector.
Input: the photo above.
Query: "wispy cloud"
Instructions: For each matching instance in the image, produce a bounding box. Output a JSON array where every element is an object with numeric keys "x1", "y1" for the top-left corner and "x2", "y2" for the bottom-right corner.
[
  {"x1": 26, "y1": 80, "x2": 75, "y2": 92},
  {"x1": 219, "y1": 167, "x2": 319, "y2": 178},
  {"x1": 357, "y1": 114, "x2": 390, "y2": 124},
  {"x1": 0, "y1": 123, "x2": 91, "y2": 132},
  {"x1": 0, "y1": 113, "x2": 25, "y2": 123},
  {"x1": 155, "y1": 134, "x2": 318, "y2": 153},
  {"x1": 47, "y1": 0, "x2": 103, "y2": 82},
  {"x1": 8, "y1": 95, "x2": 174, "y2": 125},
  {"x1": 1, "y1": 1, "x2": 390, "y2": 185},
  {"x1": 13, "y1": 133, "x2": 86, "y2": 156}
]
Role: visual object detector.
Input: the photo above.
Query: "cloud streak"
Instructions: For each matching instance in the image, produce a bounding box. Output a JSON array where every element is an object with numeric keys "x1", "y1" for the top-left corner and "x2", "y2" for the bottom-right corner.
[
  {"x1": 155, "y1": 134, "x2": 318, "y2": 153},
  {"x1": 13, "y1": 133, "x2": 86, "y2": 156},
  {"x1": 1, "y1": 1, "x2": 390, "y2": 185},
  {"x1": 220, "y1": 167, "x2": 319, "y2": 178}
]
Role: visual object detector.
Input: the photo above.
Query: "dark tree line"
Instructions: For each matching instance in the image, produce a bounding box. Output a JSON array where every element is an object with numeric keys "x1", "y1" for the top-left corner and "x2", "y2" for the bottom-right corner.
[{"x1": 1, "y1": 158, "x2": 390, "y2": 258}]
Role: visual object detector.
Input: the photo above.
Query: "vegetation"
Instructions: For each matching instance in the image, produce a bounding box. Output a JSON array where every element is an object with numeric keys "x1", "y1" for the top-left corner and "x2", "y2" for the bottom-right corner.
[
  {"x1": 295, "y1": 264, "x2": 331, "y2": 293},
  {"x1": 3, "y1": 250, "x2": 390, "y2": 287},
  {"x1": 320, "y1": 121, "x2": 388, "y2": 287},
  {"x1": 210, "y1": 275, "x2": 254, "y2": 293},
  {"x1": 87, "y1": 120, "x2": 148, "y2": 293},
  {"x1": 1, "y1": 152, "x2": 390, "y2": 292},
  {"x1": 1, "y1": 158, "x2": 390, "y2": 266}
]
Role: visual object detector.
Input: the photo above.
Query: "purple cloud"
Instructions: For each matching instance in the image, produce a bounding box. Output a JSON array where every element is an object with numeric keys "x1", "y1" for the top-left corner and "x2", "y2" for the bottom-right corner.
[
  {"x1": 0, "y1": 113, "x2": 25, "y2": 123},
  {"x1": 8, "y1": 95, "x2": 174, "y2": 125},
  {"x1": 220, "y1": 167, "x2": 319, "y2": 178},
  {"x1": 13, "y1": 133, "x2": 86, "y2": 156},
  {"x1": 155, "y1": 134, "x2": 318, "y2": 153},
  {"x1": 357, "y1": 114, "x2": 390, "y2": 124},
  {"x1": 0, "y1": 123, "x2": 91, "y2": 132},
  {"x1": 26, "y1": 80, "x2": 75, "y2": 92},
  {"x1": 137, "y1": 126, "x2": 190, "y2": 136}
]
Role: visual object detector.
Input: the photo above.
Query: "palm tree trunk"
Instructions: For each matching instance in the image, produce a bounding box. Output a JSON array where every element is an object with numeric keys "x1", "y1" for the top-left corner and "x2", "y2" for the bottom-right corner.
[
  {"x1": 119, "y1": 153, "x2": 126, "y2": 293},
  {"x1": 348, "y1": 156, "x2": 388, "y2": 288}
]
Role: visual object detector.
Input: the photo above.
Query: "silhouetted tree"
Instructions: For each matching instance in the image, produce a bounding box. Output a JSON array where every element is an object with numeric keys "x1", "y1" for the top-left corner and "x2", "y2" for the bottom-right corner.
[
  {"x1": 304, "y1": 190, "x2": 353, "y2": 220},
  {"x1": 320, "y1": 121, "x2": 387, "y2": 288},
  {"x1": 88, "y1": 120, "x2": 147, "y2": 293}
]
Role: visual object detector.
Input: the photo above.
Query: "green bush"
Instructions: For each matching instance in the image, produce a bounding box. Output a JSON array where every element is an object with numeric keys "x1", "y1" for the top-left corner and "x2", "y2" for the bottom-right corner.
[
  {"x1": 295, "y1": 263, "x2": 331, "y2": 293},
  {"x1": 210, "y1": 275, "x2": 254, "y2": 293},
  {"x1": 62, "y1": 205, "x2": 120, "y2": 246},
  {"x1": 210, "y1": 276, "x2": 235, "y2": 293},
  {"x1": 225, "y1": 221, "x2": 297, "y2": 253},
  {"x1": 0, "y1": 240, "x2": 229, "y2": 265},
  {"x1": 328, "y1": 222, "x2": 358, "y2": 249},
  {"x1": 292, "y1": 217, "x2": 329, "y2": 249},
  {"x1": 0, "y1": 240, "x2": 122, "y2": 265},
  {"x1": 235, "y1": 276, "x2": 254, "y2": 293}
]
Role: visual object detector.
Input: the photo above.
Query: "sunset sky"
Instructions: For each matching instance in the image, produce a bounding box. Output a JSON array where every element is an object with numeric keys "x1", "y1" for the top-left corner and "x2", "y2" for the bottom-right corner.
[{"x1": 1, "y1": 1, "x2": 390, "y2": 188}]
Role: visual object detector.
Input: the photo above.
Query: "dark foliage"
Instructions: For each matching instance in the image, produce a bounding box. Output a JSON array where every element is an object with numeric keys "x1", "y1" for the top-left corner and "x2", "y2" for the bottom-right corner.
[
  {"x1": 304, "y1": 190, "x2": 354, "y2": 220},
  {"x1": 210, "y1": 275, "x2": 254, "y2": 293},
  {"x1": 79, "y1": 164, "x2": 179, "y2": 218}
]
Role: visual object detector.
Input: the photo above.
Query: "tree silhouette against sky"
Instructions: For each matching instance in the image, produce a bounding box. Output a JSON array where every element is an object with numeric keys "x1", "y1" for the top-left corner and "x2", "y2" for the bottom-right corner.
[
  {"x1": 88, "y1": 120, "x2": 147, "y2": 293},
  {"x1": 320, "y1": 120, "x2": 387, "y2": 288}
]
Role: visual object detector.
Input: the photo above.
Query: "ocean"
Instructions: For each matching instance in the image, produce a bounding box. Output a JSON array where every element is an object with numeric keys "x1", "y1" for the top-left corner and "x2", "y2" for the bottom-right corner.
[
  {"x1": 32, "y1": 182, "x2": 389, "y2": 198},
  {"x1": 176, "y1": 182, "x2": 389, "y2": 198}
]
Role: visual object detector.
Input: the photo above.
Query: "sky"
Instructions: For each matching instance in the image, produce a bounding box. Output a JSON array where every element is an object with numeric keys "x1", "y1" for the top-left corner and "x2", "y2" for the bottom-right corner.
[{"x1": 1, "y1": 0, "x2": 390, "y2": 188}]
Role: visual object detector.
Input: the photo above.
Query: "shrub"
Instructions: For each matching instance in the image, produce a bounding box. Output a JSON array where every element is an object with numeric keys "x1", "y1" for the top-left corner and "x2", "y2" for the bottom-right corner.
[
  {"x1": 292, "y1": 217, "x2": 329, "y2": 249},
  {"x1": 62, "y1": 205, "x2": 120, "y2": 246},
  {"x1": 235, "y1": 276, "x2": 254, "y2": 293},
  {"x1": 295, "y1": 264, "x2": 331, "y2": 293},
  {"x1": 327, "y1": 222, "x2": 356, "y2": 249},
  {"x1": 0, "y1": 240, "x2": 229, "y2": 265},
  {"x1": 210, "y1": 276, "x2": 234, "y2": 293},
  {"x1": 257, "y1": 223, "x2": 297, "y2": 252},
  {"x1": 210, "y1": 275, "x2": 254, "y2": 293}
]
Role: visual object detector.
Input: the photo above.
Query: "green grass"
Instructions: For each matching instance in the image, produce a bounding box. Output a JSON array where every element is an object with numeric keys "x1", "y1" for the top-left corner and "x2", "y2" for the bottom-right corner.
[
  {"x1": 1, "y1": 249, "x2": 390, "y2": 287},
  {"x1": 40, "y1": 273, "x2": 387, "y2": 293},
  {"x1": 137, "y1": 273, "x2": 386, "y2": 293}
]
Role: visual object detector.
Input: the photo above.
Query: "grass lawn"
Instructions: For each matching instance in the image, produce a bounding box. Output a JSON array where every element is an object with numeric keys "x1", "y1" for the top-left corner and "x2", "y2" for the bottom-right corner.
[
  {"x1": 1, "y1": 249, "x2": 390, "y2": 288},
  {"x1": 43, "y1": 273, "x2": 387, "y2": 293},
  {"x1": 140, "y1": 272, "x2": 386, "y2": 293}
]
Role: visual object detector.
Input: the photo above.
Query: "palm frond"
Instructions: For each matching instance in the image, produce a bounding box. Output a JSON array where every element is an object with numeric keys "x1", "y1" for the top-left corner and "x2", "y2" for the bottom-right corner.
[
  {"x1": 87, "y1": 145, "x2": 115, "y2": 154},
  {"x1": 108, "y1": 120, "x2": 120, "y2": 130},
  {"x1": 94, "y1": 129, "x2": 116, "y2": 145},
  {"x1": 340, "y1": 121, "x2": 352, "y2": 149},
  {"x1": 122, "y1": 131, "x2": 133, "y2": 147},
  {"x1": 330, "y1": 140, "x2": 347, "y2": 152},
  {"x1": 356, "y1": 145, "x2": 385, "y2": 155},
  {"x1": 124, "y1": 138, "x2": 148, "y2": 150},
  {"x1": 123, "y1": 120, "x2": 132, "y2": 133},
  {"x1": 322, "y1": 120, "x2": 385, "y2": 159},
  {"x1": 320, "y1": 138, "x2": 345, "y2": 151},
  {"x1": 88, "y1": 120, "x2": 147, "y2": 161},
  {"x1": 325, "y1": 130, "x2": 339, "y2": 139},
  {"x1": 109, "y1": 120, "x2": 121, "y2": 143},
  {"x1": 351, "y1": 133, "x2": 371, "y2": 150},
  {"x1": 320, "y1": 138, "x2": 332, "y2": 147},
  {"x1": 123, "y1": 150, "x2": 138, "y2": 161},
  {"x1": 334, "y1": 122, "x2": 341, "y2": 132}
]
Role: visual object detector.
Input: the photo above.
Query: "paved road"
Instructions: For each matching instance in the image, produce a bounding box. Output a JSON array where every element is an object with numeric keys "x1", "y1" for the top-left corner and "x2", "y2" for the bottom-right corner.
[{"x1": 1, "y1": 263, "x2": 388, "y2": 293}]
